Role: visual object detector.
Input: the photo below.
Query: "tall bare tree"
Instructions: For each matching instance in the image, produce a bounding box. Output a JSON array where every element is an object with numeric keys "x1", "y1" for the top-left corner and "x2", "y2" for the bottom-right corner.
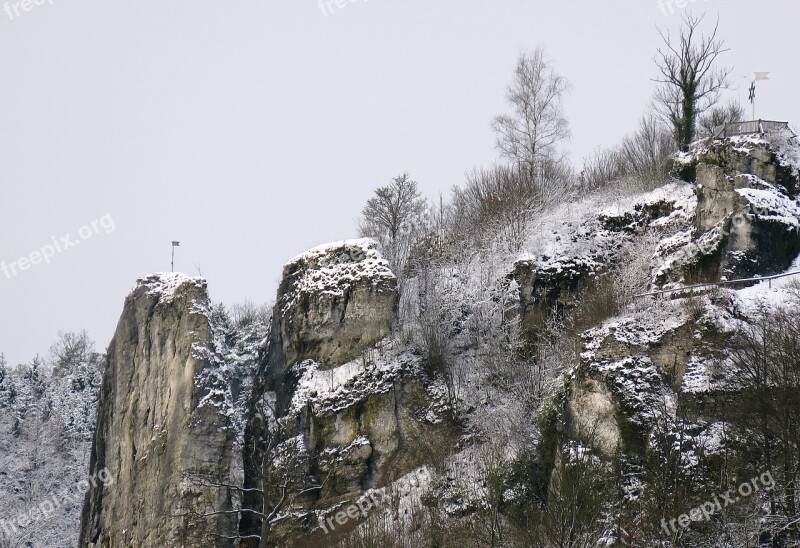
[
  {"x1": 48, "y1": 330, "x2": 98, "y2": 378},
  {"x1": 653, "y1": 13, "x2": 732, "y2": 149},
  {"x1": 493, "y1": 48, "x2": 571, "y2": 181}
]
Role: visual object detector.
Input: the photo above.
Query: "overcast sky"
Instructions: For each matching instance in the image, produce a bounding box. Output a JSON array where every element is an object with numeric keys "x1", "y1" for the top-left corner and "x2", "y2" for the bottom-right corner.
[{"x1": 1, "y1": 0, "x2": 797, "y2": 366}]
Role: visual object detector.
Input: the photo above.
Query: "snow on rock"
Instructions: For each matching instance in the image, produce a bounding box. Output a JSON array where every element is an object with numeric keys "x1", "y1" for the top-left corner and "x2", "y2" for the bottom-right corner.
[
  {"x1": 279, "y1": 238, "x2": 396, "y2": 316},
  {"x1": 580, "y1": 300, "x2": 687, "y2": 362},
  {"x1": 520, "y1": 181, "x2": 695, "y2": 273},
  {"x1": 696, "y1": 421, "x2": 729, "y2": 455},
  {"x1": 736, "y1": 184, "x2": 800, "y2": 227},
  {"x1": 653, "y1": 221, "x2": 727, "y2": 285},
  {"x1": 288, "y1": 339, "x2": 418, "y2": 414},
  {"x1": 680, "y1": 353, "x2": 734, "y2": 394},
  {"x1": 589, "y1": 356, "x2": 665, "y2": 428},
  {"x1": 654, "y1": 137, "x2": 800, "y2": 285},
  {"x1": 274, "y1": 238, "x2": 398, "y2": 369},
  {"x1": 731, "y1": 255, "x2": 800, "y2": 314},
  {"x1": 515, "y1": 181, "x2": 696, "y2": 334},
  {"x1": 81, "y1": 271, "x2": 236, "y2": 546},
  {"x1": 763, "y1": 127, "x2": 800, "y2": 176},
  {"x1": 132, "y1": 272, "x2": 208, "y2": 305},
  {"x1": 608, "y1": 311, "x2": 684, "y2": 348},
  {"x1": 655, "y1": 229, "x2": 693, "y2": 258}
]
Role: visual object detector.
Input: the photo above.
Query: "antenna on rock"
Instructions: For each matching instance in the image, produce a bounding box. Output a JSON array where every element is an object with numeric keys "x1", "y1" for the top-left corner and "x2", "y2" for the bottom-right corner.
[{"x1": 171, "y1": 241, "x2": 180, "y2": 272}]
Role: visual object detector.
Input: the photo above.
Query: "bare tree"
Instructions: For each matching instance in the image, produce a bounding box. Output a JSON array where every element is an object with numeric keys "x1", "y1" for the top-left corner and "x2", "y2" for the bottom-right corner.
[
  {"x1": 509, "y1": 440, "x2": 612, "y2": 548},
  {"x1": 697, "y1": 100, "x2": 745, "y2": 138},
  {"x1": 726, "y1": 304, "x2": 800, "y2": 544},
  {"x1": 200, "y1": 393, "x2": 324, "y2": 547},
  {"x1": 579, "y1": 148, "x2": 626, "y2": 191},
  {"x1": 580, "y1": 114, "x2": 674, "y2": 191},
  {"x1": 229, "y1": 300, "x2": 271, "y2": 330},
  {"x1": 618, "y1": 115, "x2": 676, "y2": 187},
  {"x1": 454, "y1": 164, "x2": 537, "y2": 232},
  {"x1": 653, "y1": 13, "x2": 732, "y2": 149},
  {"x1": 48, "y1": 330, "x2": 98, "y2": 377},
  {"x1": 358, "y1": 174, "x2": 428, "y2": 278},
  {"x1": 493, "y1": 48, "x2": 571, "y2": 180}
]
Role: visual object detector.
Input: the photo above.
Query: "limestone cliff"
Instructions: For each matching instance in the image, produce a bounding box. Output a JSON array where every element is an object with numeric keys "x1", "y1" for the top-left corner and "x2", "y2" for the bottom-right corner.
[
  {"x1": 269, "y1": 239, "x2": 397, "y2": 380},
  {"x1": 667, "y1": 133, "x2": 800, "y2": 281},
  {"x1": 542, "y1": 131, "x2": 800, "y2": 519},
  {"x1": 78, "y1": 241, "x2": 452, "y2": 548},
  {"x1": 240, "y1": 239, "x2": 455, "y2": 546},
  {"x1": 514, "y1": 132, "x2": 800, "y2": 343},
  {"x1": 75, "y1": 132, "x2": 800, "y2": 547},
  {"x1": 512, "y1": 182, "x2": 697, "y2": 338},
  {"x1": 80, "y1": 274, "x2": 235, "y2": 547}
]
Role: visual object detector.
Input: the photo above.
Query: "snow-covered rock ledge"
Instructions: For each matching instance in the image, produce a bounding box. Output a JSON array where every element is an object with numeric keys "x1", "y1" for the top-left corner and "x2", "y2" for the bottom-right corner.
[{"x1": 273, "y1": 238, "x2": 398, "y2": 371}]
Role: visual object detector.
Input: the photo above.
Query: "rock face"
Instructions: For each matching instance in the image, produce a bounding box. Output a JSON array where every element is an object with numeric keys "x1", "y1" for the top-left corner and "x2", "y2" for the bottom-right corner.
[
  {"x1": 678, "y1": 137, "x2": 798, "y2": 198},
  {"x1": 74, "y1": 132, "x2": 800, "y2": 547},
  {"x1": 80, "y1": 274, "x2": 235, "y2": 547},
  {"x1": 512, "y1": 183, "x2": 696, "y2": 338},
  {"x1": 669, "y1": 135, "x2": 800, "y2": 282},
  {"x1": 546, "y1": 132, "x2": 800, "y2": 511},
  {"x1": 79, "y1": 241, "x2": 450, "y2": 548},
  {"x1": 514, "y1": 255, "x2": 599, "y2": 338},
  {"x1": 561, "y1": 307, "x2": 697, "y2": 459},
  {"x1": 272, "y1": 239, "x2": 397, "y2": 375},
  {"x1": 241, "y1": 239, "x2": 454, "y2": 546}
]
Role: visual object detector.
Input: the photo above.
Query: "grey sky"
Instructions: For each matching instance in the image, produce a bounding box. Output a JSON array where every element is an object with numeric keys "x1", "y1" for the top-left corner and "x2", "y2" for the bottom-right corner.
[{"x1": 1, "y1": 0, "x2": 797, "y2": 366}]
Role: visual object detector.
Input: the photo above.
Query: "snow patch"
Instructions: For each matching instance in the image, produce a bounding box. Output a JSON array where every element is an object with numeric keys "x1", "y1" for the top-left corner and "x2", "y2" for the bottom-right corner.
[
  {"x1": 736, "y1": 186, "x2": 800, "y2": 228},
  {"x1": 133, "y1": 272, "x2": 207, "y2": 304},
  {"x1": 288, "y1": 339, "x2": 420, "y2": 414},
  {"x1": 280, "y1": 238, "x2": 396, "y2": 315}
]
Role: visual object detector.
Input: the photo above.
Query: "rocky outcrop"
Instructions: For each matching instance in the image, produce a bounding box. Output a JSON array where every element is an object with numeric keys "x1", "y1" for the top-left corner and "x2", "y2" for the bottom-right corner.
[
  {"x1": 545, "y1": 132, "x2": 800, "y2": 528},
  {"x1": 514, "y1": 135, "x2": 800, "y2": 322},
  {"x1": 514, "y1": 255, "x2": 599, "y2": 337},
  {"x1": 561, "y1": 304, "x2": 698, "y2": 458},
  {"x1": 241, "y1": 239, "x2": 454, "y2": 546},
  {"x1": 663, "y1": 134, "x2": 800, "y2": 282},
  {"x1": 77, "y1": 241, "x2": 451, "y2": 548},
  {"x1": 271, "y1": 239, "x2": 397, "y2": 376},
  {"x1": 674, "y1": 137, "x2": 798, "y2": 195},
  {"x1": 80, "y1": 274, "x2": 235, "y2": 547},
  {"x1": 512, "y1": 183, "x2": 696, "y2": 337}
]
